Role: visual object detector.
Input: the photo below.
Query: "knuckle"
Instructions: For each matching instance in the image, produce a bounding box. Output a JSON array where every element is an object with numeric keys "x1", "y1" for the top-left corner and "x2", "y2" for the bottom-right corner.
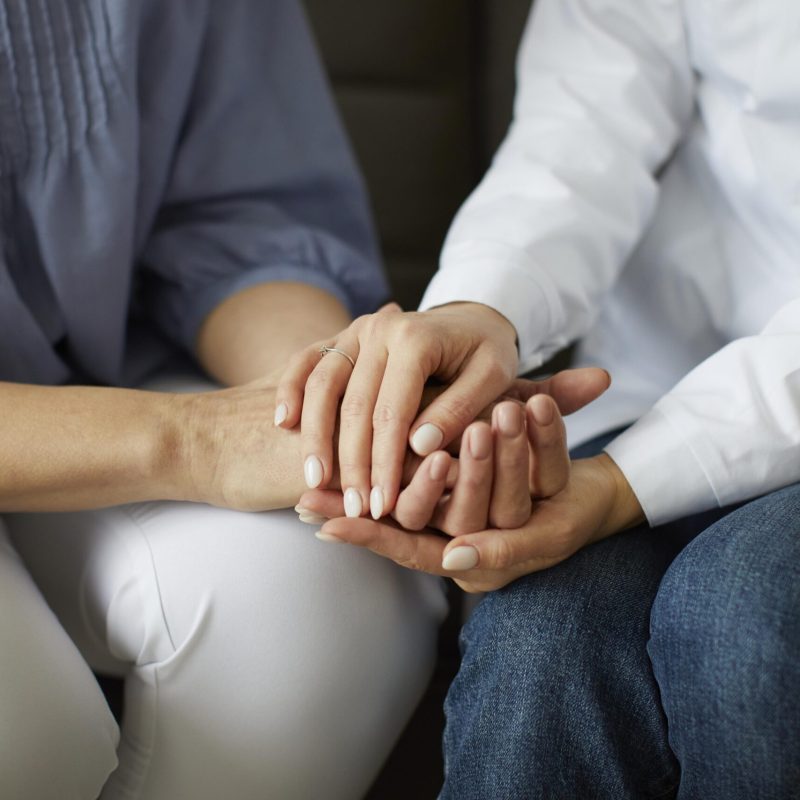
[
  {"x1": 396, "y1": 511, "x2": 426, "y2": 532},
  {"x1": 306, "y1": 365, "x2": 336, "y2": 390},
  {"x1": 336, "y1": 456, "x2": 367, "y2": 475},
  {"x1": 373, "y1": 402, "x2": 406, "y2": 428},
  {"x1": 490, "y1": 536, "x2": 517, "y2": 571},
  {"x1": 340, "y1": 393, "x2": 371, "y2": 422},
  {"x1": 491, "y1": 497, "x2": 531, "y2": 530},
  {"x1": 482, "y1": 356, "x2": 514, "y2": 387},
  {"x1": 393, "y1": 315, "x2": 421, "y2": 341},
  {"x1": 439, "y1": 395, "x2": 476, "y2": 429}
]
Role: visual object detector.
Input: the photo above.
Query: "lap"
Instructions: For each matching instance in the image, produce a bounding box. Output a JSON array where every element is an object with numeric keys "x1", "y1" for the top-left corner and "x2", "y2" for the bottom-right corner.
[
  {"x1": 445, "y1": 478, "x2": 800, "y2": 799},
  {"x1": 6, "y1": 502, "x2": 447, "y2": 800}
]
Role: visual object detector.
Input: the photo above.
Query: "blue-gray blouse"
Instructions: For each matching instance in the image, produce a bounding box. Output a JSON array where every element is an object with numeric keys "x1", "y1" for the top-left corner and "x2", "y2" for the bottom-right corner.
[{"x1": 0, "y1": 0, "x2": 387, "y2": 386}]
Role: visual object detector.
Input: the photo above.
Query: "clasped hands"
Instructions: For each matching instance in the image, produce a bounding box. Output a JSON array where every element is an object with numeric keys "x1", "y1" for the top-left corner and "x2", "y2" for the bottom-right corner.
[{"x1": 276, "y1": 303, "x2": 645, "y2": 592}]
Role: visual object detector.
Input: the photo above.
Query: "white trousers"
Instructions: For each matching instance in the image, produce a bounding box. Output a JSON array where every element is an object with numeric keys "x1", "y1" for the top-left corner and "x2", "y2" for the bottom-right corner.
[{"x1": 0, "y1": 378, "x2": 447, "y2": 800}]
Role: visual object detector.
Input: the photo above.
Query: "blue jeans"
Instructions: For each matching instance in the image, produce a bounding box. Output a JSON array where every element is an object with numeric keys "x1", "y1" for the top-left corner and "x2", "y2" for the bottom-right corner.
[{"x1": 441, "y1": 432, "x2": 800, "y2": 800}]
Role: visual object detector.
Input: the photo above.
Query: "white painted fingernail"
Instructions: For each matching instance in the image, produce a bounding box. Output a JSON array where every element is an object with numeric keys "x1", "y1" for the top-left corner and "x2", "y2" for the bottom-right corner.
[
  {"x1": 274, "y1": 403, "x2": 288, "y2": 426},
  {"x1": 315, "y1": 531, "x2": 343, "y2": 543},
  {"x1": 370, "y1": 486, "x2": 384, "y2": 520},
  {"x1": 411, "y1": 423, "x2": 444, "y2": 456},
  {"x1": 442, "y1": 546, "x2": 479, "y2": 571},
  {"x1": 304, "y1": 456, "x2": 323, "y2": 488},
  {"x1": 298, "y1": 513, "x2": 328, "y2": 525},
  {"x1": 344, "y1": 487, "x2": 363, "y2": 518}
]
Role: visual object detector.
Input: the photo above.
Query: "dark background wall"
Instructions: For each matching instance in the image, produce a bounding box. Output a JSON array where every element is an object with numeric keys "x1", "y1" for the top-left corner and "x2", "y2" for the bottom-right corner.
[{"x1": 304, "y1": 0, "x2": 533, "y2": 309}]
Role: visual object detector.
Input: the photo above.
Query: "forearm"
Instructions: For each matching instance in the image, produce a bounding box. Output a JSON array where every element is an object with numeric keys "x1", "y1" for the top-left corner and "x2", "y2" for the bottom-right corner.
[
  {"x1": 196, "y1": 282, "x2": 352, "y2": 386},
  {"x1": 0, "y1": 382, "x2": 180, "y2": 512},
  {"x1": 0, "y1": 379, "x2": 314, "y2": 513}
]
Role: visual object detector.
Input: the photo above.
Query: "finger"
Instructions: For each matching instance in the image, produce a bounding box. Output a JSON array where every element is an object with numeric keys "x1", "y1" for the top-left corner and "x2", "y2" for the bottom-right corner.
[
  {"x1": 338, "y1": 344, "x2": 389, "y2": 518},
  {"x1": 392, "y1": 451, "x2": 452, "y2": 531},
  {"x1": 274, "y1": 341, "x2": 328, "y2": 429},
  {"x1": 504, "y1": 367, "x2": 611, "y2": 416},
  {"x1": 300, "y1": 335, "x2": 360, "y2": 490},
  {"x1": 436, "y1": 421, "x2": 494, "y2": 535},
  {"x1": 526, "y1": 395, "x2": 570, "y2": 497},
  {"x1": 440, "y1": 525, "x2": 564, "y2": 576},
  {"x1": 401, "y1": 450, "x2": 459, "y2": 490},
  {"x1": 488, "y1": 402, "x2": 532, "y2": 529},
  {"x1": 369, "y1": 348, "x2": 430, "y2": 515},
  {"x1": 376, "y1": 301, "x2": 403, "y2": 315},
  {"x1": 317, "y1": 516, "x2": 465, "y2": 578},
  {"x1": 296, "y1": 489, "x2": 344, "y2": 520},
  {"x1": 409, "y1": 352, "x2": 514, "y2": 456}
]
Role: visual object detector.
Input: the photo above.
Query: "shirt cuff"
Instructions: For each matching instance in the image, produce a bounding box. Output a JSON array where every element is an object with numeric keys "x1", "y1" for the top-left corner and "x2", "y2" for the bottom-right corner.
[
  {"x1": 418, "y1": 244, "x2": 562, "y2": 375},
  {"x1": 603, "y1": 407, "x2": 721, "y2": 527}
]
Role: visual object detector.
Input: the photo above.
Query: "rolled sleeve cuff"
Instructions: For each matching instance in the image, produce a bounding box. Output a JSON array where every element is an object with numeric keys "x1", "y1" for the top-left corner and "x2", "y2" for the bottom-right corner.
[
  {"x1": 180, "y1": 264, "x2": 356, "y2": 351},
  {"x1": 604, "y1": 407, "x2": 721, "y2": 527},
  {"x1": 418, "y1": 244, "x2": 561, "y2": 375}
]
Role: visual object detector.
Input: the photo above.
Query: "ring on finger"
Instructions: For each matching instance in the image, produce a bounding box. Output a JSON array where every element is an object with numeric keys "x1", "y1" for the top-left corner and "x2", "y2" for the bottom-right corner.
[{"x1": 319, "y1": 345, "x2": 356, "y2": 369}]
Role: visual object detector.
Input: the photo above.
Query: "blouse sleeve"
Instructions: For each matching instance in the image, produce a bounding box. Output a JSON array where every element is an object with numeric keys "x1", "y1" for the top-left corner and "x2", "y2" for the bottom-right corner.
[{"x1": 138, "y1": 0, "x2": 388, "y2": 352}]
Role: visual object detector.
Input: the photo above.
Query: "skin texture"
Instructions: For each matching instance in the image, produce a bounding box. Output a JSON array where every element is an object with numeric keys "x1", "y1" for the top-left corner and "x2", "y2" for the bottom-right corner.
[
  {"x1": 0, "y1": 283, "x2": 350, "y2": 513},
  {"x1": 304, "y1": 395, "x2": 645, "y2": 593}
]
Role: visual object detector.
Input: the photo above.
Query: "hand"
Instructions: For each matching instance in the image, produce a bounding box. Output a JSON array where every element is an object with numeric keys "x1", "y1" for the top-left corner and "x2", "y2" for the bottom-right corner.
[
  {"x1": 297, "y1": 363, "x2": 611, "y2": 527},
  {"x1": 170, "y1": 377, "x2": 319, "y2": 511},
  {"x1": 274, "y1": 301, "x2": 520, "y2": 520},
  {"x1": 308, "y1": 398, "x2": 645, "y2": 593},
  {"x1": 298, "y1": 398, "x2": 542, "y2": 534}
]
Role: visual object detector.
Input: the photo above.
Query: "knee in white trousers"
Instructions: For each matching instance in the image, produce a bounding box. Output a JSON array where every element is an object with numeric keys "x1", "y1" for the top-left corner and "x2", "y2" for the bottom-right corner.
[{"x1": 4, "y1": 503, "x2": 447, "y2": 799}]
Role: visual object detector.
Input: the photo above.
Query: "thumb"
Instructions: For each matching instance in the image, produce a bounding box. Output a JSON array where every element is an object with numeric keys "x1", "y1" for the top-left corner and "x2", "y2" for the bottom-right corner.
[
  {"x1": 506, "y1": 367, "x2": 611, "y2": 416},
  {"x1": 440, "y1": 525, "x2": 563, "y2": 574}
]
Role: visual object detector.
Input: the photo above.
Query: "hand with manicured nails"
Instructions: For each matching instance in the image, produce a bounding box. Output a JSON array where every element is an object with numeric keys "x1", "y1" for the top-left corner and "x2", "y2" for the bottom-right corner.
[
  {"x1": 298, "y1": 393, "x2": 645, "y2": 593},
  {"x1": 274, "y1": 301, "x2": 521, "y2": 521}
]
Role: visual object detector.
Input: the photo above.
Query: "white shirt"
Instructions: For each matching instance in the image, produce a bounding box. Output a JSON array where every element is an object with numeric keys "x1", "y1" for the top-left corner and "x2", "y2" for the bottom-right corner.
[{"x1": 419, "y1": 0, "x2": 800, "y2": 526}]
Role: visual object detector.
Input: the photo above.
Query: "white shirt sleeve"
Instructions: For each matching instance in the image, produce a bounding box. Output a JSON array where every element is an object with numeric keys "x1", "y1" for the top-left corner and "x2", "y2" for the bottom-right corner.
[
  {"x1": 605, "y1": 297, "x2": 800, "y2": 526},
  {"x1": 419, "y1": 0, "x2": 695, "y2": 373}
]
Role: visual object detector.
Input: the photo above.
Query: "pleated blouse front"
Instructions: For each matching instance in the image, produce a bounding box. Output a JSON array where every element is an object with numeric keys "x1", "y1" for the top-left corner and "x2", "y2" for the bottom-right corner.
[{"x1": 0, "y1": 0, "x2": 386, "y2": 385}]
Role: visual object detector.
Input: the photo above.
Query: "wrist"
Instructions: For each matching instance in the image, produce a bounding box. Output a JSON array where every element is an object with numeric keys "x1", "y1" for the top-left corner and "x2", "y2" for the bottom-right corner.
[
  {"x1": 593, "y1": 452, "x2": 646, "y2": 536},
  {"x1": 149, "y1": 392, "x2": 197, "y2": 503},
  {"x1": 427, "y1": 302, "x2": 517, "y2": 346}
]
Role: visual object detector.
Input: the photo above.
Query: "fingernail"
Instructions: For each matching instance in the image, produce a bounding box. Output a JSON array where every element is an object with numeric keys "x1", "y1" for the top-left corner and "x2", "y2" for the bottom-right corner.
[
  {"x1": 529, "y1": 395, "x2": 554, "y2": 426},
  {"x1": 304, "y1": 456, "x2": 324, "y2": 488},
  {"x1": 344, "y1": 487, "x2": 363, "y2": 518},
  {"x1": 498, "y1": 403, "x2": 523, "y2": 437},
  {"x1": 430, "y1": 452, "x2": 449, "y2": 482},
  {"x1": 370, "y1": 486, "x2": 384, "y2": 520},
  {"x1": 298, "y1": 513, "x2": 328, "y2": 525},
  {"x1": 469, "y1": 426, "x2": 492, "y2": 460},
  {"x1": 315, "y1": 531, "x2": 343, "y2": 543},
  {"x1": 274, "y1": 402, "x2": 288, "y2": 427},
  {"x1": 295, "y1": 505, "x2": 312, "y2": 515},
  {"x1": 411, "y1": 423, "x2": 444, "y2": 456},
  {"x1": 442, "y1": 546, "x2": 479, "y2": 571}
]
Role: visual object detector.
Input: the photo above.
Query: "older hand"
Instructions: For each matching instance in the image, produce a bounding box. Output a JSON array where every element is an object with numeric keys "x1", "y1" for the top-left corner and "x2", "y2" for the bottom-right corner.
[{"x1": 306, "y1": 397, "x2": 644, "y2": 593}]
